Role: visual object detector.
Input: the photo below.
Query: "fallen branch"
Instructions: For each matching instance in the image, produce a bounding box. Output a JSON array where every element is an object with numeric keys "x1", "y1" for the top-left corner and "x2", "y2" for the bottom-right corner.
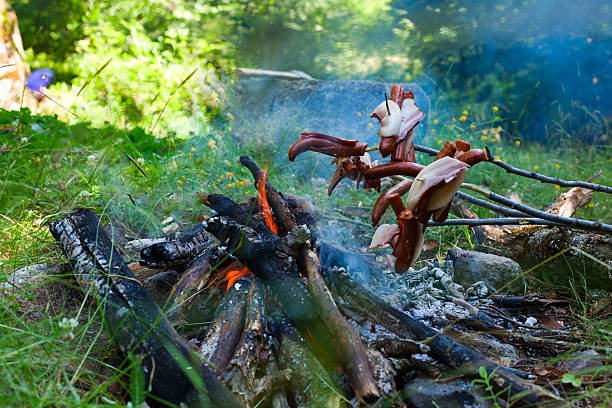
[{"x1": 428, "y1": 217, "x2": 565, "y2": 227}]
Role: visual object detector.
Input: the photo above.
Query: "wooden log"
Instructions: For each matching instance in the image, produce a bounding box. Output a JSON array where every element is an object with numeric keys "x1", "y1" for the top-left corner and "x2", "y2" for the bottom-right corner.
[
  {"x1": 201, "y1": 215, "x2": 330, "y2": 344},
  {"x1": 166, "y1": 245, "x2": 226, "y2": 318},
  {"x1": 199, "y1": 277, "x2": 250, "y2": 371},
  {"x1": 451, "y1": 190, "x2": 612, "y2": 288},
  {"x1": 322, "y1": 266, "x2": 558, "y2": 406},
  {"x1": 139, "y1": 224, "x2": 215, "y2": 268},
  {"x1": 301, "y1": 247, "x2": 380, "y2": 402},
  {"x1": 239, "y1": 155, "x2": 298, "y2": 234},
  {"x1": 272, "y1": 316, "x2": 342, "y2": 408},
  {"x1": 49, "y1": 208, "x2": 243, "y2": 408}
]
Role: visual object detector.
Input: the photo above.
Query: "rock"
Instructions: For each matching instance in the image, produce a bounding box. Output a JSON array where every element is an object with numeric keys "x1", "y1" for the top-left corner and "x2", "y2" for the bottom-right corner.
[
  {"x1": 558, "y1": 350, "x2": 605, "y2": 375},
  {"x1": 446, "y1": 249, "x2": 526, "y2": 294},
  {"x1": 403, "y1": 377, "x2": 489, "y2": 408},
  {"x1": 0, "y1": 263, "x2": 69, "y2": 290},
  {"x1": 446, "y1": 329, "x2": 521, "y2": 367},
  {"x1": 232, "y1": 76, "x2": 430, "y2": 180}
]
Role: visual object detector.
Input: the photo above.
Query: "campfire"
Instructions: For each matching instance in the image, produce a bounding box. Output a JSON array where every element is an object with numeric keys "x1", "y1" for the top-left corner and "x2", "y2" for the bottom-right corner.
[{"x1": 48, "y1": 86, "x2": 612, "y2": 407}]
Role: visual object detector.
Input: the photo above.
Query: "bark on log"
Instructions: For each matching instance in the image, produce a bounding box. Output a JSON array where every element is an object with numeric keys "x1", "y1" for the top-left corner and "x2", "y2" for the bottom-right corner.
[
  {"x1": 323, "y1": 266, "x2": 557, "y2": 406},
  {"x1": 49, "y1": 208, "x2": 243, "y2": 408},
  {"x1": 272, "y1": 316, "x2": 343, "y2": 408},
  {"x1": 199, "y1": 277, "x2": 250, "y2": 371}
]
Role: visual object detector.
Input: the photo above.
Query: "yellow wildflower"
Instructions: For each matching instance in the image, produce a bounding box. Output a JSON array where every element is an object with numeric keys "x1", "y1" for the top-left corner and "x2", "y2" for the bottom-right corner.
[
  {"x1": 497, "y1": 126, "x2": 502, "y2": 132},
  {"x1": 172, "y1": 161, "x2": 178, "y2": 170},
  {"x1": 225, "y1": 172, "x2": 234, "y2": 178},
  {"x1": 555, "y1": 164, "x2": 560, "y2": 169},
  {"x1": 554, "y1": 185, "x2": 560, "y2": 190},
  {"x1": 481, "y1": 135, "x2": 487, "y2": 141},
  {"x1": 433, "y1": 119, "x2": 439, "y2": 125},
  {"x1": 34, "y1": 156, "x2": 41, "y2": 163},
  {"x1": 588, "y1": 203, "x2": 594, "y2": 208},
  {"x1": 515, "y1": 140, "x2": 520, "y2": 146},
  {"x1": 495, "y1": 155, "x2": 501, "y2": 160},
  {"x1": 239, "y1": 181, "x2": 245, "y2": 186},
  {"x1": 459, "y1": 115, "x2": 467, "y2": 122},
  {"x1": 437, "y1": 140, "x2": 443, "y2": 144},
  {"x1": 177, "y1": 179, "x2": 183, "y2": 185},
  {"x1": 497, "y1": 147, "x2": 503, "y2": 152},
  {"x1": 191, "y1": 147, "x2": 196, "y2": 152},
  {"x1": 470, "y1": 124, "x2": 476, "y2": 130},
  {"x1": 493, "y1": 106, "x2": 499, "y2": 112},
  {"x1": 534, "y1": 165, "x2": 539, "y2": 171},
  {"x1": 462, "y1": 110, "x2": 469, "y2": 116},
  {"x1": 211, "y1": 92, "x2": 219, "y2": 103},
  {"x1": 208, "y1": 140, "x2": 216, "y2": 149},
  {"x1": 482, "y1": 129, "x2": 488, "y2": 136},
  {"x1": 431, "y1": 129, "x2": 436, "y2": 133}
]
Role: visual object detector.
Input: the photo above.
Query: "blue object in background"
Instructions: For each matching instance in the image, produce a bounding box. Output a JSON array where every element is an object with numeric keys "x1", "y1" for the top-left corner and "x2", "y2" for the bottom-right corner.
[{"x1": 26, "y1": 68, "x2": 54, "y2": 93}]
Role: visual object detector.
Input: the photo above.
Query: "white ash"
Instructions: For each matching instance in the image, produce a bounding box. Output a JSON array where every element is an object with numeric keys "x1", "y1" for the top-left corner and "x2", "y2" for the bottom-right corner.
[
  {"x1": 345, "y1": 262, "x2": 493, "y2": 331},
  {"x1": 125, "y1": 238, "x2": 166, "y2": 251}
]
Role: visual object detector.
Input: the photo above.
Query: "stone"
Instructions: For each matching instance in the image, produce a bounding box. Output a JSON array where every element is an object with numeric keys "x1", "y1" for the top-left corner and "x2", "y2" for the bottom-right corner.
[
  {"x1": 402, "y1": 377, "x2": 489, "y2": 408},
  {"x1": 446, "y1": 249, "x2": 526, "y2": 294}
]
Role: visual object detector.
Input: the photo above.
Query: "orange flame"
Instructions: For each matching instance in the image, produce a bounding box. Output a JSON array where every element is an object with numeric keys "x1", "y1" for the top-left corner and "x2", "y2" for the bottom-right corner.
[
  {"x1": 223, "y1": 266, "x2": 249, "y2": 292},
  {"x1": 257, "y1": 170, "x2": 279, "y2": 235}
]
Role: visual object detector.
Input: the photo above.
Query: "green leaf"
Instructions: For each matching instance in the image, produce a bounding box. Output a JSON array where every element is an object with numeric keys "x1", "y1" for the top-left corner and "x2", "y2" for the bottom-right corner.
[{"x1": 478, "y1": 366, "x2": 488, "y2": 379}]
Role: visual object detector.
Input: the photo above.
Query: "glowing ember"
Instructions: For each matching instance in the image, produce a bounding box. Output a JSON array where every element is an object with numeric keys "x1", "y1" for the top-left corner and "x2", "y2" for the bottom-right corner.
[
  {"x1": 257, "y1": 170, "x2": 279, "y2": 235},
  {"x1": 223, "y1": 266, "x2": 249, "y2": 292}
]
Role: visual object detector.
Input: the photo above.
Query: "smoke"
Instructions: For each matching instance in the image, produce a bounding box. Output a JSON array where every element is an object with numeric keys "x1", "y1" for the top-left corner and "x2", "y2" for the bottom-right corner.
[{"x1": 232, "y1": 0, "x2": 611, "y2": 144}]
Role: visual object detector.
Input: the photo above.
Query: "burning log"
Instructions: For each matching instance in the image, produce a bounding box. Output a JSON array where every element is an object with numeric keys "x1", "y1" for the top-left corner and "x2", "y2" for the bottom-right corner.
[
  {"x1": 165, "y1": 245, "x2": 226, "y2": 318},
  {"x1": 49, "y1": 209, "x2": 243, "y2": 408}
]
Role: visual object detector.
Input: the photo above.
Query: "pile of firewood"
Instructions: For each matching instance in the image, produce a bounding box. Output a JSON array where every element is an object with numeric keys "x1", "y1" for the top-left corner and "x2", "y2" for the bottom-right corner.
[{"x1": 49, "y1": 155, "x2": 569, "y2": 408}]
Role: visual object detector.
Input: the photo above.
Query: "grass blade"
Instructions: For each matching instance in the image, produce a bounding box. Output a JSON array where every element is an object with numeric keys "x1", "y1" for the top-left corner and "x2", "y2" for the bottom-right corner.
[
  {"x1": 76, "y1": 57, "x2": 113, "y2": 97},
  {"x1": 149, "y1": 67, "x2": 198, "y2": 134}
]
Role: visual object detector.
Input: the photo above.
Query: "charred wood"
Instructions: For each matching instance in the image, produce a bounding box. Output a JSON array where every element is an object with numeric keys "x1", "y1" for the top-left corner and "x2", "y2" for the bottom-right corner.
[
  {"x1": 49, "y1": 208, "x2": 243, "y2": 408},
  {"x1": 166, "y1": 245, "x2": 226, "y2": 318},
  {"x1": 239, "y1": 155, "x2": 298, "y2": 232},
  {"x1": 139, "y1": 224, "x2": 216, "y2": 268},
  {"x1": 199, "y1": 277, "x2": 250, "y2": 371},
  {"x1": 323, "y1": 266, "x2": 557, "y2": 406}
]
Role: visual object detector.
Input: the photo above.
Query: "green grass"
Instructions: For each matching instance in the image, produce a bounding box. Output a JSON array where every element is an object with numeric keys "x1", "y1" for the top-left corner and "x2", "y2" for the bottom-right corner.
[{"x1": 1, "y1": 100, "x2": 611, "y2": 406}]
